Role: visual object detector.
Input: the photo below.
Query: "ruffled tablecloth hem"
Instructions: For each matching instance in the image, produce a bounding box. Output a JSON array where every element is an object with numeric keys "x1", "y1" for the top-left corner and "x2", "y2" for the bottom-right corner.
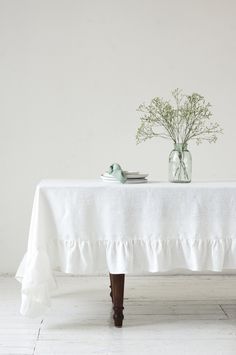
[{"x1": 16, "y1": 238, "x2": 236, "y2": 317}]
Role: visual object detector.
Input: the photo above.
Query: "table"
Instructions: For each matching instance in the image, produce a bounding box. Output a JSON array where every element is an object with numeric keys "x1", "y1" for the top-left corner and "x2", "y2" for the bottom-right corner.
[{"x1": 16, "y1": 180, "x2": 236, "y2": 327}]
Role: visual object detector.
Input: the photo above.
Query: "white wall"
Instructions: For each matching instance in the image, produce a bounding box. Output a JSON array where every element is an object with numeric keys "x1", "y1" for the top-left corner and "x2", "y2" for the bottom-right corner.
[{"x1": 1, "y1": 0, "x2": 236, "y2": 273}]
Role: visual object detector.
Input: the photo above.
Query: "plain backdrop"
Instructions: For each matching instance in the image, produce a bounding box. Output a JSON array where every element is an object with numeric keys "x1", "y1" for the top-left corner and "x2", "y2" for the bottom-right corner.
[{"x1": 0, "y1": 0, "x2": 236, "y2": 273}]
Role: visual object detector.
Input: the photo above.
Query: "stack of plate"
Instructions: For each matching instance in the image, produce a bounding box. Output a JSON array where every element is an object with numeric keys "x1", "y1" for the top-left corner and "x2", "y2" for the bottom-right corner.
[{"x1": 100, "y1": 171, "x2": 148, "y2": 184}]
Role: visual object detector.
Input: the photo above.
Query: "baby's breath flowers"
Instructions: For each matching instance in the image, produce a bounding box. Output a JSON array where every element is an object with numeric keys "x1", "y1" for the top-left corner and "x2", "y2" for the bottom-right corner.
[{"x1": 136, "y1": 89, "x2": 223, "y2": 145}]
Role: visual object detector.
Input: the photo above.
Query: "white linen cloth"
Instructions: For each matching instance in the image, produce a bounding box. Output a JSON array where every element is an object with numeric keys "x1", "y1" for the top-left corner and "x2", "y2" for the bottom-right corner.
[{"x1": 16, "y1": 180, "x2": 236, "y2": 316}]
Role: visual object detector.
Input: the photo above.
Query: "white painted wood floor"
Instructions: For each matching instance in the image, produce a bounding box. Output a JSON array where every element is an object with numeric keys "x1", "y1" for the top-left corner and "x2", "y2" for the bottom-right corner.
[{"x1": 1, "y1": 275, "x2": 236, "y2": 355}]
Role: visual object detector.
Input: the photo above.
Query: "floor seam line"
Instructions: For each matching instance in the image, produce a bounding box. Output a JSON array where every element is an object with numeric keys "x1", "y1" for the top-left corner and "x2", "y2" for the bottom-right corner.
[
  {"x1": 32, "y1": 318, "x2": 44, "y2": 355},
  {"x1": 219, "y1": 304, "x2": 229, "y2": 318}
]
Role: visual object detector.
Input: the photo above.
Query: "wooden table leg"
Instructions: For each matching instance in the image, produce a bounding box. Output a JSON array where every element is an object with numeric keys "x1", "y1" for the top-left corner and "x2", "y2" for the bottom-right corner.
[
  {"x1": 109, "y1": 273, "x2": 113, "y2": 301},
  {"x1": 110, "y1": 273, "x2": 125, "y2": 327}
]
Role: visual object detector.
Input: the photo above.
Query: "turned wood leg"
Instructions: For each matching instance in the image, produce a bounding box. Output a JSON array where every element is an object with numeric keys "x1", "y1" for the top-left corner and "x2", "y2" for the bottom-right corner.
[
  {"x1": 109, "y1": 273, "x2": 113, "y2": 301},
  {"x1": 110, "y1": 274, "x2": 125, "y2": 327}
]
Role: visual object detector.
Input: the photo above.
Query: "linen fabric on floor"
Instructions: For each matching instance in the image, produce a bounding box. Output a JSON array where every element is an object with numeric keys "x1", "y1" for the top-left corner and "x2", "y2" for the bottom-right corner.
[{"x1": 16, "y1": 180, "x2": 236, "y2": 316}]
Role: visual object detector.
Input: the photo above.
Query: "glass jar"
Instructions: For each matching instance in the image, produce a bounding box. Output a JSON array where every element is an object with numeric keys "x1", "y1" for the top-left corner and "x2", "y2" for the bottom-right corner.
[{"x1": 169, "y1": 143, "x2": 192, "y2": 183}]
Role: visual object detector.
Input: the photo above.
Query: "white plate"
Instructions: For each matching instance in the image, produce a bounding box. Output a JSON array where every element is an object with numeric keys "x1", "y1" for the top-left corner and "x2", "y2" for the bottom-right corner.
[
  {"x1": 102, "y1": 173, "x2": 148, "y2": 179},
  {"x1": 101, "y1": 176, "x2": 148, "y2": 184},
  {"x1": 125, "y1": 179, "x2": 148, "y2": 184},
  {"x1": 126, "y1": 173, "x2": 148, "y2": 179},
  {"x1": 101, "y1": 179, "x2": 121, "y2": 183}
]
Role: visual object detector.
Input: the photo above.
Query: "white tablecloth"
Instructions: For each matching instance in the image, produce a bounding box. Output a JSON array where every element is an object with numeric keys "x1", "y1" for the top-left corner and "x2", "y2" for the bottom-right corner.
[{"x1": 16, "y1": 180, "x2": 236, "y2": 316}]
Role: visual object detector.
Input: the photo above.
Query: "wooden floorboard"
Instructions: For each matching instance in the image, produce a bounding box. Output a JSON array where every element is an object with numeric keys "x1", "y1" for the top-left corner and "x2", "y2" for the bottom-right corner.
[{"x1": 1, "y1": 275, "x2": 236, "y2": 354}]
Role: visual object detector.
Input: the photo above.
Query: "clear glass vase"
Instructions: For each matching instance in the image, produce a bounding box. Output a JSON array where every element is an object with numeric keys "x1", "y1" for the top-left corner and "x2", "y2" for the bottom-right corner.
[{"x1": 169, "y1": 143, "x2": 192, "y2": 183}]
